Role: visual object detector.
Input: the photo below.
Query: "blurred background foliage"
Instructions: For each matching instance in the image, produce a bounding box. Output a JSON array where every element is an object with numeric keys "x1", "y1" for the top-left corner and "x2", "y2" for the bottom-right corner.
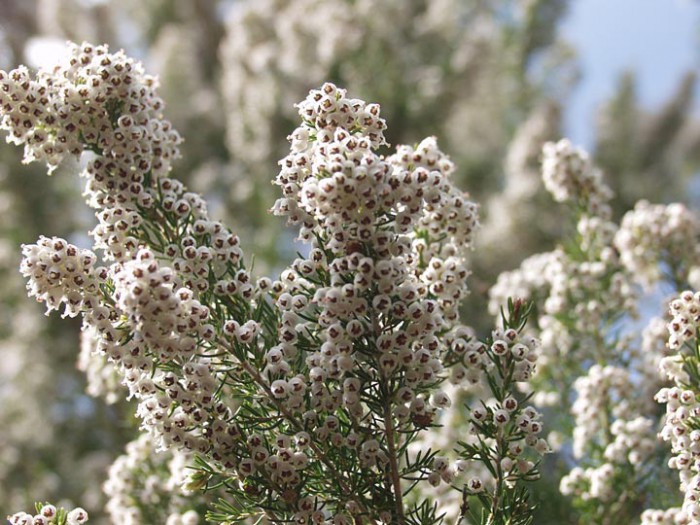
[{"x1": 0, "y1": 1, "x2": 698, "y2": 523}]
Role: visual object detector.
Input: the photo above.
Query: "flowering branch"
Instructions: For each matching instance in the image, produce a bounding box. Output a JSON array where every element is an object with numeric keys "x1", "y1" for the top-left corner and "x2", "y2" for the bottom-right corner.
[
  {"x1": 0, "y1": 41, "x2": 551, "y2": 525},
  {"x1": 454, "y1": 298, "x2": 546, "y2": 525}
]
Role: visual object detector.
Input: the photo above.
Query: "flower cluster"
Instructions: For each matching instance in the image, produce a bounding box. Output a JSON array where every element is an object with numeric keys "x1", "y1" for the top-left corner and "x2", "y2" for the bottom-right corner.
[
  {"x1": 7, "y1": 504, "x2": 88, "y2": 525},
  {"x1": 559, "y1": 362, "x2": 657, "y2": 505},
  {"x1": 615, "y1": 201, "x2": 700, "y2": 287},
  {"x1": 271, "y1": 83, "x2": 479, "y2": 433},
  {"x1": 103, "y1": 433, "x2": 203, "y2": 525},
  {"x1": 650, "y1": 290, "x2": 700, "y2": 524},
  {"x1": 641, "y1": 508, "x2": 687, "y2": 525},
  {"x1": 559, "y1": 464, "x2": 616, "y2": 503},
  {"x1": 655, "y1": 383, "x2": 700, "y2": 524},
  {"x1": 268, "y1": 81, "x2": 491, "y2": 521},
  {"x1": 569, "y1": 365, "x2": 647, "y2": 459},
  {"x1": 541, "y1": 139, "x2": 613, "y2": 218},
  {"x1": 561, "y1": 413, "x2": 657, "y2": 501},
  {"x1": 0, "y1": 41, "x2": 253, "y2": 503},
  {"x1": 489, "y1": 227, "x2": 636, "y2": 393},
  {"x1": 0, "y1": 42, "x2": 180, "y2": 175},
  {"x1": 668, "y1": 291, "x2": 700, "y2": 351},
  {"x1": 1, "y1": 42, "x2": 182, "y2": 264},
  {"x1": 19, "y1": 236, "x2": 106, "y2": 318}
]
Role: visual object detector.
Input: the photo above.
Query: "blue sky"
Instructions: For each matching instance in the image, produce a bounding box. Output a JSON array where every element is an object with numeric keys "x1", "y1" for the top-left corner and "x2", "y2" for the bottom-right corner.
[{"x1": 562, "y1": 0, "x2": 700, "y2": 147}]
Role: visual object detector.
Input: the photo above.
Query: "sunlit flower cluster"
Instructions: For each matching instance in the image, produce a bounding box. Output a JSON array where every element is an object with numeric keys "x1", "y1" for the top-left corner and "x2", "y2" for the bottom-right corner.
[
  {"x1": 667, "y1": 291, "x2": 700, "y2": 351},
  {"x1": 19, "y1": 236, "x2": 106, "y2": 318},
  {"x1": 1, "y1": 42, "x2": 182, "y2": 263},
  {"x1": 656, "y1": 383, "x2": 700, "y2": 523}
]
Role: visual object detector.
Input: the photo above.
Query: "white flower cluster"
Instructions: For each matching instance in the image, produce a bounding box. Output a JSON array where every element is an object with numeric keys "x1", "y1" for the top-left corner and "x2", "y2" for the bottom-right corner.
[
  {"x1": 490, "y1": 241, "x2": 636, "y2": 379},
  {"x1": 615, "y1": 201, "x2": 700, "y2": 287},
  {"x1": 604, "y1": 417, "x2": 657, "y2": 465},
  {"x1": 91, "y1": 248, "x2": 235, "y2": 459},
  {"x1": 489, "y1": 149, "x2": 634, "y2": 376},
  {"x1": 21, "y1": 229, "x2": 232, "y2": 446},
  {"x1": 465, "y1": 334, "x2": 545, "y2": 441},
  {"x1": 403, "y1": 312, "x2": 550, "y2": 519},
  {"x1": 561, "y1": 413, "x2": 656, "y2": 503},
  {"x1": 541, "y1": 139, "x2": 613, "y2": 217},
  {"x1": 112, "y1": 248, "x2": 211, "y2": 364},
  {"x1": 0, "y1": 41, "x2": 180, "y2": 172},
  {"x1": 560, "y1": 464, "x2": 616, "y2": 502},
  {"x1": 271, "y1": 82, "x2": 479, "y2": 423},
  {"x1": 641, "y1": 508, "x2": 688, "y2": 525},
  {"x1": 390, "y1": 138, "x2": 478, "y2": 283},
  {"x1": 103, "y1": 433, "x2": 200, "y2": 525},
  {"x1": 656, "y1": 383, "x2": 700, "y2": 524},
  {"x1": 569, "y1": 365, "x2": 652, "y2": 460},
  {"x1": 1, "y1": 42, "x2": 182, "y2": 262},
  {"x1": 274, "y1": 82, "x2": 388, "y2": 240},
  {"x1": 447, "y1": 320, "x2": 549, "y2": 519},
  {"x1": 7, "y1": 504, "x2": 88, "y2": 525},
  {"x1": 19, "y1": 235, "x2": 107, "y2": 318},
  {"x1": 542, "y1": 243, "x2": 634, "y2": 331},
  {"x1": 668, "y1": 291, "x2": 700, "y2": 351},
  {"x1": 652, "y1": 290, "x2": 700, "y2": 524}
]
